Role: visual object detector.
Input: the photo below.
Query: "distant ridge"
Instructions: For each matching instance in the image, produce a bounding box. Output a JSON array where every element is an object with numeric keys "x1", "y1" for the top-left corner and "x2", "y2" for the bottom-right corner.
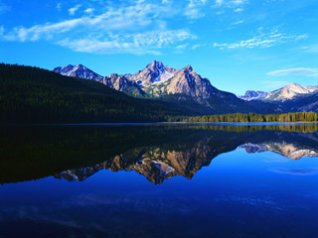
[{"x1": 240, "y1": 83, "x2": 318, "y2": 102}]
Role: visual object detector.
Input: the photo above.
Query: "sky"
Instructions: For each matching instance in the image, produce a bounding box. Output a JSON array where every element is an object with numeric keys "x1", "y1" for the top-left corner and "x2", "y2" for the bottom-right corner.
[{"x1": 1, "y1": 0, "x2": 318, "y2": 95}]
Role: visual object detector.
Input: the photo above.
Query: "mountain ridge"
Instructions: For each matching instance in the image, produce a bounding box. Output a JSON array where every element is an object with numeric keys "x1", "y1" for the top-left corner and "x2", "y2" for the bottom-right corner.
[
  {"x1": 54, "y1": 61, "x2": 226, "y2": 104},
  {"x1": 54, "y1": 61, "x2": 318, "y2": 114},
  {"x1": 240, "y1": 83, "x2": 318, "y2": 102},
  {"x1": 54, "y1": 61, "x2": 277, "y2": 114}
]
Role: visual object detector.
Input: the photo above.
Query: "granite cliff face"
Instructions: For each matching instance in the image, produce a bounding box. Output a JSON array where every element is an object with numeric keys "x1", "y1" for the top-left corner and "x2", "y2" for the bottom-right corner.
[
  {"x1": 103, "y1": 74, "x2": 145, "y2": 97},
  {"x1": 127, "y1": 60, "x2": 176, "y2": 87}
]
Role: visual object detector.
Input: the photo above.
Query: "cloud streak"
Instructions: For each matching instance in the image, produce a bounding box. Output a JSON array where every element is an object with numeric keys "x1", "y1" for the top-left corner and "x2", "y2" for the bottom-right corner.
[
  {"x1": 267, "y1": 67, "x2": 318, "y2": 77},
  {"x1": 213, "y1": 30, "x2": 307, "y2": 49},
  {"x1": 0, "y1": 1, "x2": 194, "y2": 55},
  {"x1": 302, "y1": 44, "x2": 318, "y2": 53},
  {"x1": 58, "y1": 30, "x2": 195, "y2": 55},
  {"x1": 214, "y1": 0, "x2": 248, "y2": 11}
]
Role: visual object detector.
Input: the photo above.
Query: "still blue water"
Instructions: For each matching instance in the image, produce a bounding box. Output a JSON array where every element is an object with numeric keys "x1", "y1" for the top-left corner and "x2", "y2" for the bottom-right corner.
[{"x1": 0, "y1": 125, "x2": 317, "y2": 237}]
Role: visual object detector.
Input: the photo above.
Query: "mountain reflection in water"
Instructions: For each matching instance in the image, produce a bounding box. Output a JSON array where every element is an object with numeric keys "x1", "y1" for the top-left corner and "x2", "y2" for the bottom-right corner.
[{"x1": 1, "y1": 124, "x2": 317, "y2": 185}]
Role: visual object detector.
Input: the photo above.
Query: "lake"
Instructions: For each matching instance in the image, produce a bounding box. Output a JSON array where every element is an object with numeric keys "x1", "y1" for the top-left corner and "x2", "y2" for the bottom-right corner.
[{"x1": 0, "y1": 123, "x2": 318, "y2": 238}]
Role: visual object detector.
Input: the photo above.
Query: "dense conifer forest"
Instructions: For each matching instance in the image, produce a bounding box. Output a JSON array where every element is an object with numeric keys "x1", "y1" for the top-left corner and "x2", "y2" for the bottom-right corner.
[{"x1": 180, "y1": 112, "x2": 318, "y2": 123}]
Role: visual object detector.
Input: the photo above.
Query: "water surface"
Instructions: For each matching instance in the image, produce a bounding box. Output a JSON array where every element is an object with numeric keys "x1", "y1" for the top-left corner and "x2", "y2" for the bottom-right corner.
[{"x1": 0, "y1": 124, "x2": 318, "y2": 238}]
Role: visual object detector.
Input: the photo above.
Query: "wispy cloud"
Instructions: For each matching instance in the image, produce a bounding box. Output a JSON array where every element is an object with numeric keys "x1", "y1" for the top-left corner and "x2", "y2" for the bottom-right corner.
[
  {"x1": 213, "y1": 29, "x2": 307, "y2": 49},
  {"x1": 231, "y1": 19, "x2": 244, "y2": 25},
  {"x1": 68, "y1": 4, "x2": 81, "y2": 16},
  {"x1": 301, "y1": 44, "x2": 318, "y2": 53},
  {"x1": 184, "y1": 0, "x2": 208, "y2": 19},
  {"x1": 267, "y1": 67, "x2": 318, "y2": 77},
  {"x1": 161, "y1": 0, "x2": 171, "y2": 4},
  {"x1": 0, "y1": 1, "x2": 194, "y2": 55},
  {"x1": 58, "y1": 30, "x2": 194, "y2": 55},
  {"x1": 1, "y1": 2, "x2": 172, "y2": 41},
  {"x1": 175, "y1": 43, "x2": 189, "y2": 50},
  {"x1": 56, "y1": 2, "x2": 62, "y2": 11},
  {"x1": 184, "y1": 0, "x2": 248, "y2": 19},
  {"x1": 214, "y1": 0, "x2": 248, "y2": 10},
  {"x1": 84, "y1": 8, "x2": 94, "y2": 14}
]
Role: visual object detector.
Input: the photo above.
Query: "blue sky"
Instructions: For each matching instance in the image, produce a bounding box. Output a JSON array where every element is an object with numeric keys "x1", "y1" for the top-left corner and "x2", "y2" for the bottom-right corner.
[{"x1": 1, "y1": 0, "x2": 318, "y2": 95}]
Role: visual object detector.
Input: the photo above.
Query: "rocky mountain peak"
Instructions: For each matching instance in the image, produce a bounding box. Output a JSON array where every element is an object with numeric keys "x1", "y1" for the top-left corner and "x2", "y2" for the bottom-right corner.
[
  {"x1": 129, "y1": 60, "x2": 176, "y2": 86},
  {"x1": 183, "y1": 65, "x2": 193, "y2": 72},
  {"x1": 53, "y1": 64, "x2": 103, "y2": 81},
  {"x1": 268, "y1": 82, "x2": 311, "y2": 101},
  {"x1": 146, "y1": 60, "x2": 165, "y2": 71}
]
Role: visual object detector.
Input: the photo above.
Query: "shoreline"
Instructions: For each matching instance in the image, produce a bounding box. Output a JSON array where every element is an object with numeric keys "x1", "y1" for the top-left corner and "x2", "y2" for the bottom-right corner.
[{"x1": 1, "y1": 121, "x2": 318, "y2": 127}]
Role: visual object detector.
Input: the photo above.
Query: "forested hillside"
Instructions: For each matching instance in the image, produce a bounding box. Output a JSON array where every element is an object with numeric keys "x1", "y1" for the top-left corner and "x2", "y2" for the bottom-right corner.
[{"x1": 0, "y1": 64, "x2": 191, "y2": 122}]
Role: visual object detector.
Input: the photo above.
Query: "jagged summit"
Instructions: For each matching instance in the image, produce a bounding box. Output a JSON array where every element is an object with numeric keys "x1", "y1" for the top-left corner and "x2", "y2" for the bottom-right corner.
[
  {"x1": 146, "y1": 60, "x2": 166, "y2": 71},
  {"x1": 183, "y1": 65, "x2": 193, "y2": 72},
  {"x1": 52, "y1": 61, "x2": 258, "y2": 112},
  {"x1": 128, "y1": 60, "x2": 177, "y2": 86}
]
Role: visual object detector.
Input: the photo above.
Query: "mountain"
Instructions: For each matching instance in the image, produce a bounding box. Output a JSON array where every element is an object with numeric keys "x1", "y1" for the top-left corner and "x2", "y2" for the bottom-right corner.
[
  {"x1": 0, "y1": 63, "x2": 196, "y2": 123},
  {"x1": 54, "y1": 61, "x2": 276, "y2": 114},
  {"x1": 127, "y1": 60, "x2": 176, "y2": 88},
  {"x1": 266, "y1": 83, "x2": 316, "y2": 101},
  {"x1": 241, "y1": 83, "x2": 318, "y2": 102},
  {"x1": 282, "y1": 91, "x2": 318, "y2": 112},
  {"x1": 104, "y1": 74, "x2": 145, "y2": 97},
  {"x1": 53, "y1": 64, "x2": 103, "y2": 82},
  {"x1": 53, "y1": 61, "x2": 220, "y2": 102},
  {"x1": 239, "y1": 90, "x2": 269, "y2": 101}
]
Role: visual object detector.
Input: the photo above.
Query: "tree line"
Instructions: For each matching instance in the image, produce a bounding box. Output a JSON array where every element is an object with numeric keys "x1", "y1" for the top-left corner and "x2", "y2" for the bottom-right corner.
[{"x1": 181, "y1": 112, "x2": 318, "y2": 123}]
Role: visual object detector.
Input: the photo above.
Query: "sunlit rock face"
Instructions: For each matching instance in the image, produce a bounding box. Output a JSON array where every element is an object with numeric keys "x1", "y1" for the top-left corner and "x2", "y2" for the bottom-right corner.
[
  {"x1": 265, "y1": 83, "x2": 315, "y2": 101},
  {"x1": 103, "y1": 74, "x2": 145, "y2": 97},
  {"x1": 53, "y1": 61, "x2": 240, "y2": 107},
  {"x1": 124, "y1": 61, "x2": 223, "y2": 105},
  {"x1": 127, "y1": 60, "x2": 177, "y2": 87}
]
